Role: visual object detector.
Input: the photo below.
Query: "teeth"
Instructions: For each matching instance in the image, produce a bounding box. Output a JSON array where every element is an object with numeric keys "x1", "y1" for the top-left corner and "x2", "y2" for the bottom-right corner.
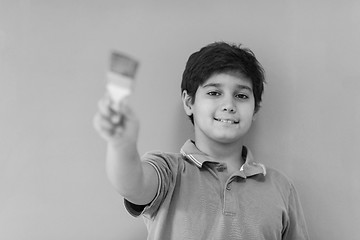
[
  {"x1": 215, "y1": 118, "x2": 238, "y2": 124},
  {"x1": 220, "y1": 119, "x2": 233, "y2": 123}
]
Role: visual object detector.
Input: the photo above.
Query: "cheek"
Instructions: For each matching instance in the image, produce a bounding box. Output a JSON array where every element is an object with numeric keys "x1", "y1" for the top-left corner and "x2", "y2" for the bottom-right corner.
[
  {"x1": 240, "y1": 105, "x2": 255, "y2": 121},
  {"x1": 194, "y1": 108, "x2": 213, "y2": 123},
  {"x1": 195, "y1": 100, "x2": 214, "y2": 114}
]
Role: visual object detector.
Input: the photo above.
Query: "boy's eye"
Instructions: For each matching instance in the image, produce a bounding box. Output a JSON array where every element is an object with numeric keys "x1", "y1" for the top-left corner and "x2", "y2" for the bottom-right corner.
[
  {"x1": 235, "y1": 93, "x2": 249, "y2": 99},
  {"x1": 207, "y1": 91, "x2": 221, "y2": 96}
]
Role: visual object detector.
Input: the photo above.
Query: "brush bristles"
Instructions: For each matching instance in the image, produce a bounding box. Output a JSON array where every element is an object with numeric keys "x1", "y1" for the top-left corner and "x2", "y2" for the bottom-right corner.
[{"x1": 110, "y1": 51, "x2": 139, "y2": 78}]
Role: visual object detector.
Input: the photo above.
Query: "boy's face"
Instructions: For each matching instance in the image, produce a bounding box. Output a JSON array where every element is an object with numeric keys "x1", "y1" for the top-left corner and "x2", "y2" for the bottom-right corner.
[{"x1": 183, "y1": 72, "x2": 255, "y2": 145}]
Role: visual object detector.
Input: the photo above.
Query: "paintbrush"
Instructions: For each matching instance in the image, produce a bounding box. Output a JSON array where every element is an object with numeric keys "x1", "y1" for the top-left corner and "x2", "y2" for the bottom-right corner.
[{"x1": 106, "y1": 51, "x2": 139, "y2": 104}]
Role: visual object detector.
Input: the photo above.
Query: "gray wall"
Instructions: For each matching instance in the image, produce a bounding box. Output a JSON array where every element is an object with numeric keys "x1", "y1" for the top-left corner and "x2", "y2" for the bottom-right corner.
[{"x1": 1, "y1": 1, "x2": 359, "y2": 239}]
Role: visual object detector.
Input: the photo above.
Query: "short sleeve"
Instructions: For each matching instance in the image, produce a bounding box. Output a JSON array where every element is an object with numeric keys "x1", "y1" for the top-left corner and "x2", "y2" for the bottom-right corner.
[
  {"x1": 124, "y1": 151, "x2": 178, "y2": 219},
  {"x1": 282, "y1": 184, "x2": 310, "y2": 240}
]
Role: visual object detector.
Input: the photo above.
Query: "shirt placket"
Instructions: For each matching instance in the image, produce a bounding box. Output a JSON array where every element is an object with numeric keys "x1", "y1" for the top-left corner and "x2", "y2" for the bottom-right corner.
[{"x1": 222, "y1": 171, "x2": 246, "y2": 215}]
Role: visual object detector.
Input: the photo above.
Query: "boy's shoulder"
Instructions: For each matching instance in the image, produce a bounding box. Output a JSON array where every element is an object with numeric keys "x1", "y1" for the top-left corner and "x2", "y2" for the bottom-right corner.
[
  {"x1": 142, "y1": 148, "x2": 218, "y2": 176},
  {"x1": 142, "y1": 150, "x2": 183, "y2": 160},
  {"x1": 141, "y1": 150, "x2": 193, "y2": 167},
  {"x1": 263, "y1": 166, "x2": 297, "y2": 191}
]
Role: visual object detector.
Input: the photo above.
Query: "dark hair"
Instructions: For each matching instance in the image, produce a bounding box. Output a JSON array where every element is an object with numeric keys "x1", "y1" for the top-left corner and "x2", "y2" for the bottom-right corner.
[{"x1": 181, "y1": 41, "x2": 265, "y2": 123}]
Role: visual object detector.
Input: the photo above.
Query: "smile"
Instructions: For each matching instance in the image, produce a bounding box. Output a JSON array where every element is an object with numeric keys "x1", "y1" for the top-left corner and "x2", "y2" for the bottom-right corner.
[{"x1": 214, "y1": 117, "x2": 239, "y2": 124}]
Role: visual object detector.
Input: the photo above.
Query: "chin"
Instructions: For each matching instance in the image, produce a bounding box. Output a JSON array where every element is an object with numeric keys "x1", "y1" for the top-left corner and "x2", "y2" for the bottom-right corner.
[{"x1": 213, "y1": 135, "x2": 243, "y2": 144}]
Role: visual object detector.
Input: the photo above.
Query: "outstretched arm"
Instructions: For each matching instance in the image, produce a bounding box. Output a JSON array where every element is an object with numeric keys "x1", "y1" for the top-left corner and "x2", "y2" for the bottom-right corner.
[{"x1": 93, "y1": 95, "x2": 158, "y2": 205}]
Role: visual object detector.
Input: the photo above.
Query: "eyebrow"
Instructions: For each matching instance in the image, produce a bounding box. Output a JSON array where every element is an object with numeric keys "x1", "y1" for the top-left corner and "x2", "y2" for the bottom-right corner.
[{"x1": 202, "y1": 83, "x2": 253, "y2": 91}]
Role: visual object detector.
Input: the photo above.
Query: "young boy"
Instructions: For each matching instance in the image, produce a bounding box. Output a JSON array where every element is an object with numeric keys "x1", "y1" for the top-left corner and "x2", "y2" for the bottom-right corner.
[{"x1": 93, "y1": 42, "x2": 309, "y2": 239}]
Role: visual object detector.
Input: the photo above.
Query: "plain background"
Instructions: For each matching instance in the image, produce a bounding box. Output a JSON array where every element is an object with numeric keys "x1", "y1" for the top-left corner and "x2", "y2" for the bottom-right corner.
[{"x1": 1, "y1": 0, "x2": 360, "y2": 239}]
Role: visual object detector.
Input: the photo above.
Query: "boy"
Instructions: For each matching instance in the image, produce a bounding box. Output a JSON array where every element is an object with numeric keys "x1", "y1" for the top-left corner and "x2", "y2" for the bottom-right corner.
[{"x1": 93, "y1": 42, "x2": 309, "y2": 239}]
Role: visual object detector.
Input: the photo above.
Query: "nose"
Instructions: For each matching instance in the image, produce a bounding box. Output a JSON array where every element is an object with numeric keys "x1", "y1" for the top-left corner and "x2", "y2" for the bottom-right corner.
[
  {"x1": 221, "y1": 98, "x2": 236, "y2": 113},
  {"x1": 222, "y1": 106, "x2": 236, "y2": 113}
]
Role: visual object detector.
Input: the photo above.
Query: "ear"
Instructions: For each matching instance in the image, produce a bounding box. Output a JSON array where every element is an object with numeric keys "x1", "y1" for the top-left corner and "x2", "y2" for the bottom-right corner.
[
  {"x1": 252, "y1": 112, "x2": 257, "y2": 121},
  {"x1": 182, "y1": 90, "x2": 193, "y2": 117}
]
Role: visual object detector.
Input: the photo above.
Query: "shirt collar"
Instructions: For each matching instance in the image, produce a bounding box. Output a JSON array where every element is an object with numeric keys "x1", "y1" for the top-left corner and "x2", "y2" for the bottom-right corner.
[{"x1": 180, "y1": 139, "x2": 266, "y2": 177}]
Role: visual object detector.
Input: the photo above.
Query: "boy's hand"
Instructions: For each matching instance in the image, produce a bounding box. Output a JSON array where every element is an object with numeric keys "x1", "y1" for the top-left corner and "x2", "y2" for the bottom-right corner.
[{"x1": 93, "y1": 94, "x2": 139, "y2": 146}]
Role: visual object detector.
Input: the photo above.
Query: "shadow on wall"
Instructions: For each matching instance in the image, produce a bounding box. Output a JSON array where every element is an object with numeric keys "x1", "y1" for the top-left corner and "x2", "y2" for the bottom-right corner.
[
  {"x1": 243, "y1": 116, "x2": 261, "y2": 150},
  {"x1": 172, "y1": 101, "x2": 194, "y2": 150}
]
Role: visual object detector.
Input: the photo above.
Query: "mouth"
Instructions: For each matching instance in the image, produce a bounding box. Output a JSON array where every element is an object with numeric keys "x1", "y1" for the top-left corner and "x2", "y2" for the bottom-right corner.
[{"x1": 214, "y1": 117, "x2": 239, "y2": 124}]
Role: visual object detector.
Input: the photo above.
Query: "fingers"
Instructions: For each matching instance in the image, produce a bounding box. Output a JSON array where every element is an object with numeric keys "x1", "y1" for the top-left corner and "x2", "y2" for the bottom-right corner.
[
  {"x1": 94, "y1": 96, "x2": 118, "y2": 137},
  {"x1": 93, "y1": 113, "x2": 112, "y2": 140},
  {"x1": 98, "y1": 94, "x2": 113, "y2": 118},
  {"x1": 93, "y1": 111, "x2": 126, "y2": 141},
  {"x1": 93, "y1": 94, "x2": 136, "y2": 142}
]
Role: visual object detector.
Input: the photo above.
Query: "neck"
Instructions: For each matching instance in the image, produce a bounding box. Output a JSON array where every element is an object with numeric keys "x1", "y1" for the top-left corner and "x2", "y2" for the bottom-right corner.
[{"x1": 194, "y1": 137, "x2": 245, "y2": 171}]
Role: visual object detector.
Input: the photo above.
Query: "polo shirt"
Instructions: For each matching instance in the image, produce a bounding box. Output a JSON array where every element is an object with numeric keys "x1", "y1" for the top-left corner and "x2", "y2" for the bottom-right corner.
[{"x1": 124, "y1": 140, "x2": 309, "y2": 240}]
